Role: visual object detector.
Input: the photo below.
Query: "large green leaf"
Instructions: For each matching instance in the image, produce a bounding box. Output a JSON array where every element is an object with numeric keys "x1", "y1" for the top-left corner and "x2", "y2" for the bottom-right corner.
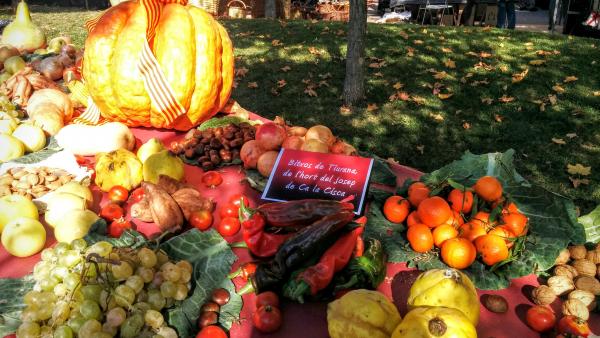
[
  {"x1": 367, "y1": 150, "x2": 586, "y2": 290},
  {"x1": 161, "y1": 229, "x2": 241, "y2": 337},
  {"x1": 578, "y1": 204, "x2": 600, "y2": 243},
  {"x1": 197, "y1": 116, "x2": 260, "y2": 131},
  {"x1": 84, "y1": 219, "x2": 149, "y2": 249},
  {"x1": 0, "y1": 276, "x2": 34, "y2": 336}
]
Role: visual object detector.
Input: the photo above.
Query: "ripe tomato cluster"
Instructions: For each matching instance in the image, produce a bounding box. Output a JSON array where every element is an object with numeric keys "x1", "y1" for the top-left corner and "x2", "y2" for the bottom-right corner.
[
  {"x1": 253, "y1": 291, "x2": 283, "y2": 333},
  {"x1": 99, "y1": 185, "x2": 136, "y2": 238},
  {"x1": 383, "y1": 176, "x2": 529, "y2": 270}
]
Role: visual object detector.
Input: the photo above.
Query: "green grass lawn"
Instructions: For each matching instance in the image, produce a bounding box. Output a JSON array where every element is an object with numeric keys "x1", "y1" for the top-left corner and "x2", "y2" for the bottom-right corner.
[{"x1": 2, "y1": 7, "x2": 599, "y2": 213}]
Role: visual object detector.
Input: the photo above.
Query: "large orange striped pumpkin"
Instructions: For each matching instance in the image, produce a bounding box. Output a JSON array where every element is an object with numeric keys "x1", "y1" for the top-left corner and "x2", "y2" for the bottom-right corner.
[{"x1": 83, "y1": 1, "x2": 234, "y2": 130}]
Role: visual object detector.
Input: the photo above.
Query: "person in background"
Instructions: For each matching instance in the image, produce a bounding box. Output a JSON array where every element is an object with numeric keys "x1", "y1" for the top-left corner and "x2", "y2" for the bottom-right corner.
[{"x1": 497, "y1": 0, "x2": 516, "y2": 28}]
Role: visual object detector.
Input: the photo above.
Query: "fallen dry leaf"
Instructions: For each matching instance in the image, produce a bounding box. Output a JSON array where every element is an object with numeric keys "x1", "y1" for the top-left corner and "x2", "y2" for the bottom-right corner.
[
  {"x1": 567, "y1": 163, "x2": 591, "y2": 176},
  {"x1": 369, "y1": 61, "x2": 386, "y2": 69},
  {"x1": 494, "y1": 114, "x2": 504, "y2": 122},
  {"x1": 535, "y1": 50, "x2": 553, "y2": 56},
  {"x1": 552, "y1": 137, "x2": 566, "y2": 145},
  {"x1": 411, "y1": 96, "x2": 426, "y2": 105},
  {"x1": 479, "y1": 51, "x2": 492, "y2": 58},
  {"x1": 308, "y1": 46, "x2": 321, "y2": 55},
  {"x1": 498, "y1": 95, "x2": 515, "y2": 103},
  {"x1": 367, "y1": 103, "x2": 378, "y2": 112},
  {"x1": 552, "y1": 85, "x2": 565, "y2": 94},
  {"x1": 414, "y1": 40, "x2": 424, "y2": 45},
  {"x1": 499, "y1": 65, "x2": 509, "y2": 72},
  {"x1": 566, "y1": 133, "x2": 577, "y2": 139},
  {"x1": 525, "y1": 42, "x2": 534, "y2": 46},
  {"x1": 236, "y1": 67, "x2": 249, "y2": 77},
  {"x1": 280, "y1": 65, "x2": 291, "y2": 72},
  {"x1": 481, "y1": 97, "x2": 494, "y2": 105},
  {"x1": 319, "y1": 73, "x2": 332, "y2": 79},
  {"x1": 441, "y1": 47, "x2": 453, "y2": 53},
  {"x1": 512, "y1": 68, "x2": 529, "y2": 83},
  {"x1": 310, "y1": 19, "x2": 318, "y2": 24},
  {"x1": 399, "y1": 31, "x2": 409, "y2": 40},
  {"x1": 374, "y1": 72, "x2": 384, "y2": 78},
  {"x1": 271, "y1": 39, "x2": 282, "y2": 46},
  {"x1": 277, "y1": 79, "x2": 287, "y2": 88},
  {"x1": 593, "y1": 91, "x2": 600, "y2": 96},
  {"x1": 437, "y1": 93, "x2": 454, "y2": 100},
  {"x1": 339, "y1": 106, "x2": 351, "y2": 114},
  {"x1": 529, "y1": 59, "x2": 546, "y2": 66},
  {"x1": 569, "y1": 177, "x2": 590, "y2": 188},
  {"x1": 336, "y1": 29, "x2": 345, "y2": 36},
  {"x1": 548, "y1": 94, "x2": 558, "y2": 105},
  {"x1": 247, "y1": 81, "x2": 258, "y2": 88},
  {"x1": 318, "y1": 80, "x2": 329, "y2": 87},
  {"x1": 581, "y1": 143, "x2": 597, "y2": 150},
  {"x1": 444, "y1": 59, "x2": 456, "y2": 69},
  {"x1": 393, "y1": 82, "x2": 404, "y2": 90},
  {"x1": 407, "y1": 47, "x2": 415, "y2": 57},
  {"x1": 429, "y1": 112, "x2": 444, "y2": 121},
  {"x1": 539, "y1": 102, "x2": 546, "y2": 111},
  {"x1": 433, "y1": 71, "x2": 448, "y2": 80},
  {"x1": 462, "y1": 122, "x2": 471, "y2": 129},
  {"x1": 416, "y1": 145, "x2": 425, "y2": 154},
  {"x1": 304, "y1": 87, "x2": 318, "y2": 97},
  {"x1": 270, "y1": 87, "x2": 279, "y2": 96},
  {"x1": 563, "y1": 76, "x2": 578, "y2": 83}
]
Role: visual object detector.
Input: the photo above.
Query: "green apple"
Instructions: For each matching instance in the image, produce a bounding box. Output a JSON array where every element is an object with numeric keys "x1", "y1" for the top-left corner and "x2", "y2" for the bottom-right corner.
[
  {"x1": 0, "y1": 118, "x2": 17, "y2": 134},
  {"x1": 54, "y1": 209, "x2": 98, "y2": 243},
  {"x1": 137, "y1": 137, "x2": 164, "y2": 163},
  {"x1": 53, "y1": 182, "x2": 93, "y2": 207},
  {"x1": 44, "y1": 192, "x2": 87, "y2": 228},
  {"x1": 1, "y1": 217, "x2": 46, "y2": 257},
  {"x1": 0, "y1": 134, "x2": 25, "y2": 162},
  {"x1": 12, "y1": 123, "x2": 46, "y2": 152},
  {"x1": 0, "y1": 194, "x2": 39, "y2": 232}
]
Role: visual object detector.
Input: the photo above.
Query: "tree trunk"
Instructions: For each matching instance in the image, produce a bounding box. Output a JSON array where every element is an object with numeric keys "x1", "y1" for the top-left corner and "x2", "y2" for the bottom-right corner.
[
  {"x1": 265, "y1": 0, "x2": 277, "y2": 17},
  {"x1": 342, "y1": 0, "x2": 367, "y2": 107}
]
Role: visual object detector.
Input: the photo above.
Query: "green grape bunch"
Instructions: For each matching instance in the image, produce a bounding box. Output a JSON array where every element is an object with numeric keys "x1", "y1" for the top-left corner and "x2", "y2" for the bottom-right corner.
[{"x1": 16, "y1": 239, "x2": 192, "y2": 338}]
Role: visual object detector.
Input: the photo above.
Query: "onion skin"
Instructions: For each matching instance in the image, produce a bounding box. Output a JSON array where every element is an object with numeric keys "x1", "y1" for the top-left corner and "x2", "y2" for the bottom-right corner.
[
  {"x1": 37, "y1": 57, "x2": 64, "y2": 81},
  {"x1": 301, "y1": 139, "x2": 329, "y2": 153},
  {"x1": 305, "y1": 125, "x2": 335, "y2": 146},
  {"x1": 282, "y1": 136, "x2": 304, "y2": 150}
]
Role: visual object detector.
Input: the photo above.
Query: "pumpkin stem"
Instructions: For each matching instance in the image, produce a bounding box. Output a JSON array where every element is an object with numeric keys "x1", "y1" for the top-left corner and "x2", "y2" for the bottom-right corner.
[{"x1": 428, "y1": 317, "x2": 447, "y2": 337}]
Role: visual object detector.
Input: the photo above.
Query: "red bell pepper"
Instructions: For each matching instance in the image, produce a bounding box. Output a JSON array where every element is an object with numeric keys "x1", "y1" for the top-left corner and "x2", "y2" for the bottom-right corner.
[{"x1": 239, "y1": 200, "x2": 292, "y2": 258}]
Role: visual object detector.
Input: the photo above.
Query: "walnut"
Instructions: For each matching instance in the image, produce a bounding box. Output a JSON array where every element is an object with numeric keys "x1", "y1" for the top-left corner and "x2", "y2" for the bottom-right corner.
[
  {"x1": 562, "y1": 298, "x2": 589, "y2": 320},
  {"x1": 571, "y1": 259, "x2": 596, "y2": 277},
  {"x1": 554, "y1": 265, "x2": 578, "y2": 280},
  {"x1": 568, "y1": 245, "x2": 587, "y2": 260},
  {"x1": 574, "y1": 276, "x2": 600, "y2": 295},
  {"x1": 531, "y1": 285, "x2": 556, "y2": 305},
  {"x1": 547, "y1": 275, "x2": 575, "y2": 296},
  {"x1": 585, "y1": 249, "x2": 600, "y2": 264},
  {"x1": 568, "y1": 290, "x2": 597, "y2": 310},
  {"x1": 554, "y1": 248, "x2": 571, "y2": 265}
]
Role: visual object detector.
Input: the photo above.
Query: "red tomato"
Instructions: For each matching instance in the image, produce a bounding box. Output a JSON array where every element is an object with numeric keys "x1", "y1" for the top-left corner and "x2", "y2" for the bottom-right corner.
[
  {"x1": 525, "y1": 305, "x2": 556, "y2": 332},
  {"x1": 229, "y1": 194, "x2": 250, "y2": 208},
  {"x1": 253, "y1": 305, "x2": 282, "y2": 333},
  {"x1": 100, "y1": 203, "x2": 124, "y2": 221},
  {"x1": 108, "y1": 218, "x2": 132, "y2": 238},
  {"x1": 383, "y1": 196, "x2": 410, "y2": 223},
  {"x1": 202, "y1": 171, "x2": 223, "y2": 188},
  {"x1": 190, "y1": 210, "x2": 213, "y2": 231},
  {"x1": 219, "y1": 204, "x2": 239, "y2": 218},
  {"x1": 256, "y1": 291, "x2": 280, "y2": 309},
  {"x1": 129, "y1": 187, "x2": 145, "y2": 204},
  {"x1": 557, "y1": 315, "x2": 591, "y2": 337},
  {"x1": 195, "y1": 325, "x2": 228, "y2": 338},
  {"x1": 217, "y1": 217, "x2": 241, "y2": 237},
  {"x1": 108, "y1": 185, "x2": 129, "y2": 204}
]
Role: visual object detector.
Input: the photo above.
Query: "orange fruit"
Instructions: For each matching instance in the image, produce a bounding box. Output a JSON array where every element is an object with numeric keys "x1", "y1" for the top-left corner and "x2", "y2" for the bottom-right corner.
[
  {"x1": 408, "y1": 182, "x2": 430, "y2": 208},
  {"x1": 406, "y1": 211, "x2": 421, "y2": 227},
  {"x1": 417, "y1": 196, "x2": 452, "y2": 228},
  {"x1": 441, "y1": 238, "x2": 476, "y2": 269},
  {"x1": 458, "y1": 222, "x2": 487, "y2": 242},
  {"x1": 475, "y1": 234, "x2": 509, "y2": 266},
  {"x1": 383, "y1": 196, "x2": 410, "y2": 223},
  {"x1": 502, "y1": 202, "x2": 519, "y2": 214},
  {"x1": 447, "y1": 188, "x2": 474, "y2": 213},
  {"x1": 433, "y1": 223, "x2": 459, "y2": 247},
  {"x1": 473, "y1": 176, "x2": 503, "y2": 202},
  {"x1": 488, "y1": 225, "x2": 515, "y2": 248},
  {"x1": 501, "y1": 212, "x2": 528, "y2": 236},
  {"x1": 442, "y1": 210, "x2": 464, "y2": 228},
  {"x1": 470, "y1": 211, "x2": 496, "y2": 230},
  {"x1": 407, "y1": 224, "x2": 434, "y2": 253}
]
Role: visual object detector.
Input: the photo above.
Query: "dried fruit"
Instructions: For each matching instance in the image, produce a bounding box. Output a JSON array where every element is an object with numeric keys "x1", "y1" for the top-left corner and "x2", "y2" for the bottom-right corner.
[
  {"x1": 547, "y1": 275, "x2": 575, "y2": 296},
  {"x1": 143, "y1": 182, "x2": 183, "y2": 231},
  {"x1": 568, "y1": 290, "x2": 596, "y2": 310},
  {"x1": 554, "y1": 265, "x2": 578, "y2": 280},
  {"x1": 573, "y1": 276, "x2": 600, "y2": 295},
  {"x1": 482, "y1": 294, "x2": 508, "y2": 313},
  {"x1": 562, "y1": 298, "x2": 589, "y2": 320},
  {"x1": 568, "y1": 245, "x2": 587, "y2": 260},
  {"x1": 171, "y1": 188, "x2": 213, "y2": 221},
  {"x1": 571, "y1": 259, "x2": 596, "y2": 277},
  {"x1": 555, "y1": 248, "x2": 570, "y2": 265},
  {"x1": 130, "y1": 196, "x2": 153, "y2": 222},
  {"x1": 531, "y1": 285, "x2": 556, "y2": 305}
]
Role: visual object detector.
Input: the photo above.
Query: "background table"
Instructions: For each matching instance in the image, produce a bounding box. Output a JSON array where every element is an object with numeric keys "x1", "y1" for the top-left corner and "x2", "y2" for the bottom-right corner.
[{"x1": 1, "y1": 127, "x2": 598, "y2": 338}]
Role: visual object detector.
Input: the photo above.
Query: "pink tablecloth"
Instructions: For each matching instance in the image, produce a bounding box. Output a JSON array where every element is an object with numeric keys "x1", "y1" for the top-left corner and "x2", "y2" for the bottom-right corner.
[{"x1": 0, "y1": 127, "x2": 598, "y2": 338}]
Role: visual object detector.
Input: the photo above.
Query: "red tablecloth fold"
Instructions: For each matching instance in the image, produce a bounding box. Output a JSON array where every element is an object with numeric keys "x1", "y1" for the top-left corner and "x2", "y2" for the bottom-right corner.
[{"x1": 0, "y1": 127, "x2": 598, "y2": 338}]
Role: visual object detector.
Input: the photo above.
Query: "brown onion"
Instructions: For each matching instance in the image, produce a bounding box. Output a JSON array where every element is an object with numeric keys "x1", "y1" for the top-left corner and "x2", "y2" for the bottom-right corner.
[{"x1": 37, "y1": 56, "x2": 64, "y2": 81}]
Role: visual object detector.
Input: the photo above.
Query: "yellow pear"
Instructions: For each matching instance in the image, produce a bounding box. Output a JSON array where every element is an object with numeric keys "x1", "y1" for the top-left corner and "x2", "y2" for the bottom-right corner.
[
  {"x1": 142, "y1": 150, "x2": 184, "y2": 184},
  {"x1": 53, "y1": 209, "x2": 99, "y2": 243},
  {"x1": 2, "y1": 217, "x2": 46, "y2": 257},
  {"x1": 0, "y1": 134, "x2": 24, "y2": 162},
  {"x1": 12, "y1": 123, "x2": 46, "y2": 152},
  {"x1": 137, "y1": 137, "x2": 165, "y2": 163},
  {"x1": 44, "y1": 192, "x2": 87, "y2": 228}
]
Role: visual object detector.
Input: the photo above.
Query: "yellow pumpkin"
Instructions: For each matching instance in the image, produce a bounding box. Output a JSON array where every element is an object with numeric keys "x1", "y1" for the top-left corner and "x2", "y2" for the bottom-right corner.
[
  {"x1": 391, "y1": 306, "x2": 477, "y2": 338},
  {"x1": 83, "y1": 0, "x2": 234, "y2": 130},
  {"x1": 327, "y1": 289, "x2": 402, "y2": 338},
  {"x1": 407, "y1": 269, "x2": 480, "y2": 325}
]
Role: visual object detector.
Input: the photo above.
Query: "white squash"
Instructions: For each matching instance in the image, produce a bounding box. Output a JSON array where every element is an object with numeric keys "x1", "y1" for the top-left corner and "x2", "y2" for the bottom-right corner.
[{"x1": 55, "y1": 122, "x2": 136, "y2": 156}]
